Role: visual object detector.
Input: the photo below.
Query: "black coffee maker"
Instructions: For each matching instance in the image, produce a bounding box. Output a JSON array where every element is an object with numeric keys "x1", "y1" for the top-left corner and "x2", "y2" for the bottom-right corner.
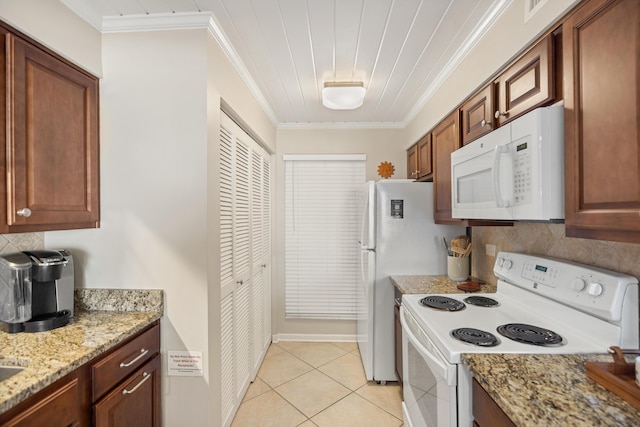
[{"x1": 0, "y1": 249, "x2": 74, "y2": 333}]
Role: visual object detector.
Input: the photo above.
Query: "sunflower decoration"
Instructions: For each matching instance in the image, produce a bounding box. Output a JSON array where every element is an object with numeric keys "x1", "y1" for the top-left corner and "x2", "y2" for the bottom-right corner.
[{"x1": 377, "y1": 161, "x2": 395, "y2": 179}]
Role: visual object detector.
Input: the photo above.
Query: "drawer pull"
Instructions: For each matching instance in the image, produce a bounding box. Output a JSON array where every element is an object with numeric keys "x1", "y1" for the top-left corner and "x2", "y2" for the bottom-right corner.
[
  {"x1": 122, "y1": 372, "x2": 150, "y2": 395},
  {"x1": 120, "y1": 348, "x2": 149, "y2": 368}
]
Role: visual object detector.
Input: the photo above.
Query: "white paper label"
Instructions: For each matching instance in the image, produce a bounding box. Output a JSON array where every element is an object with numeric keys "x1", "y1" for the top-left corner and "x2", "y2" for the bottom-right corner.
[{"x1": 167, "y1": 350, "x2": 204, "y2": 376}]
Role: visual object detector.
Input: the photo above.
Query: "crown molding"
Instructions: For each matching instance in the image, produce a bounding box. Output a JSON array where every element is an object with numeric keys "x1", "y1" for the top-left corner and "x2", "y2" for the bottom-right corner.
[{"x1": 403, "y1": 0, "x2": 512, "y2": 126}]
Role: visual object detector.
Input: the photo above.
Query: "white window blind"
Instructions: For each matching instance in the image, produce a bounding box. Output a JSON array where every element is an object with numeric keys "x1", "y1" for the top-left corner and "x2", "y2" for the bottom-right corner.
[{"x1": 284, "y1": 154, "x2": 366, "y2": 320}]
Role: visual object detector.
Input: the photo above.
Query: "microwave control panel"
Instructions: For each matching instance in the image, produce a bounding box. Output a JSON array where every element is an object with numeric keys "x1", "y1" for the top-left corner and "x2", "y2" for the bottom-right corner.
[{"x1": 512, "y1": 139, "x2": 532, "y2": 205}]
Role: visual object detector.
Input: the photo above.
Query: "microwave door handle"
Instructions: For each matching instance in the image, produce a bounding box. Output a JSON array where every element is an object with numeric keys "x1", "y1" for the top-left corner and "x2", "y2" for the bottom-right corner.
[{"x1": 492, "y1": 145, "x2": 508, "y2": 207}]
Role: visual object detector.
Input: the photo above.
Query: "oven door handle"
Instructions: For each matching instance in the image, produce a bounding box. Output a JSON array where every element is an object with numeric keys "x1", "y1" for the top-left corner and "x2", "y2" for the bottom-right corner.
[{"x1": 400, "y1": 307, "x2": 456, "y2": 386}]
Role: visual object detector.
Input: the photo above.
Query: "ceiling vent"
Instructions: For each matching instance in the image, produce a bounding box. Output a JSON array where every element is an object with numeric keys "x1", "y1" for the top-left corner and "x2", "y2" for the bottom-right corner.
[{"x1": 524, "y1": 0, "x2": 549, "y2": 22}]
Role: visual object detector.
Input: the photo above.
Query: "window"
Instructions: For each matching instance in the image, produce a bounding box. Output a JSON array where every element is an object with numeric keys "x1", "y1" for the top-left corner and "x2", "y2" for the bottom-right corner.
[{"x1": 284, "y1": 154, "x2": 366, "y2": 320}]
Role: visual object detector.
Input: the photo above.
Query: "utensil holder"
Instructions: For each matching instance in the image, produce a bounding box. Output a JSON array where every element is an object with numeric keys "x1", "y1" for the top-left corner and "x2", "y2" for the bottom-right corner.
[{"x1": 447, "y1": 255, "x2": 469, "y2": 282}]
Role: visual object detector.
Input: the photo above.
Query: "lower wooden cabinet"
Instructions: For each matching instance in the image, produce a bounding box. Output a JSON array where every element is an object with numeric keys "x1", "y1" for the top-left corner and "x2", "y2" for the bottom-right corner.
[
  {"x1": 0, "y1": 322, "x2": 161, "y2": 427},
  {"x1": 94, "y1": 355, "x2": 161, "y2": 427},
  {"x1": 472, "y1": 379, "x2": 515, "y2": 427},
  {"x1": 0, "y1": 368, "x2": 89, "y2": 427},
  {"x1": 393, "y1": 300, "x2": 402, "y2": 383}
]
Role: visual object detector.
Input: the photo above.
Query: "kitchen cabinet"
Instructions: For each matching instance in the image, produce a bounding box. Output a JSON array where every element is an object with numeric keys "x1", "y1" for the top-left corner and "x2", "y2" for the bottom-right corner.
[
  {"x1": 0, "y1": 21, "x2": 99, "y2": 234},
  {"x1": 432, "y1": 111, "x2": 466, "y2": 225},
  {"x1": 93, "y1": 356, "x2": 161, "y2": 427},
  {"x1": 493, "y1": 34, "x2": 555, "y2": 127},
  {"x1": 563, "y1": 0, "x2": 640, "y2": 243},
  {"x1": 472, "y1": 379, "x2": 515, "y2": 427},
  {"x1": 91, "y1": 322, "x2": 161, "y2": 427},
  {"x1": 407, "y1": 134, "x2": 433, "y2": 181},
  {"x1": 460, "y1": 84, "x2": 495, "y2": 145},
  {"x1": 406, "y1": 143, "x2": 418, "y2": 179},
  {"x1": 0, "y1": 322, "x2": 160, "y2": 427},
  {"x1": 0, "y1": 368, "x2": 89, "y2": 427},
  {"x1": 393, "y1": 299, "x2": 402, "y2": 383}
]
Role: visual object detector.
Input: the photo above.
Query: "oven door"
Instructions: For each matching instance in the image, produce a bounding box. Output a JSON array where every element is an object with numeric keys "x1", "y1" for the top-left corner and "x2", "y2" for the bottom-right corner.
[{"x1": 400, "y1": 306, "x2": 457, "y2": 427}]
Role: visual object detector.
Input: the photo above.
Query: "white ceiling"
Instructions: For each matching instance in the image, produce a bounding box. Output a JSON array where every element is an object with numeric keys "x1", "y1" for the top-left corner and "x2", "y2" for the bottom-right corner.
[{"x1": 61, "y1": 0, "x2": 512, "y2": 128}]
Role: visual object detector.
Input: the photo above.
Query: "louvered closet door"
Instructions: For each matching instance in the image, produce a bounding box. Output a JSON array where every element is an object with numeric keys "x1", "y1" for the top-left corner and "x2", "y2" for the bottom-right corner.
[
  {"x1": 219, "y1": 112, "x2": 272, "y2": 427},
  {"x1": 250, "y1": 144, "x2": 273, "y2": 377}
]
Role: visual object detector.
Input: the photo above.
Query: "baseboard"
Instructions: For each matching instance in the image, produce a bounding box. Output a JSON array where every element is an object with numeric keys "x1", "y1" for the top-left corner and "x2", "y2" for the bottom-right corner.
[{"x1": 272, "y1": 333, "x2": 356, "y2": 343}]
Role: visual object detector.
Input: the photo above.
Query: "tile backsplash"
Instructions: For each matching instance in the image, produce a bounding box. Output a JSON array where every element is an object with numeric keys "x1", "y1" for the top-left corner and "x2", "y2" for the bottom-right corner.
[
  {"x1": 0, "y1": 233, "x2": 44, "y2": 254},
  {"x1": 472, "y1": 223, "x2": 640, "y2": 284}
]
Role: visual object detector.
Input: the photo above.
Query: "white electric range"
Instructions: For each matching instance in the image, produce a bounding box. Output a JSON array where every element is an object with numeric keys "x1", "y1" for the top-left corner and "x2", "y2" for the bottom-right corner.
[{"x1": 400, "y1": 252, "x2": 639, "y2": 427}]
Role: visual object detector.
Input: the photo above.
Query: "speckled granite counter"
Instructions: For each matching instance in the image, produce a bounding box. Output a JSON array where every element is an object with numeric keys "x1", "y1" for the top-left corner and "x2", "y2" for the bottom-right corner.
[
  {"x1": 463, "y1": 353, "x2": 640, "y2": 426},
  {"x1": 390, "y1": 275, "x2": 497, "y2": 294},
  {"x1": 0, "y1": 289, "x2": 163, "y2": 415}
]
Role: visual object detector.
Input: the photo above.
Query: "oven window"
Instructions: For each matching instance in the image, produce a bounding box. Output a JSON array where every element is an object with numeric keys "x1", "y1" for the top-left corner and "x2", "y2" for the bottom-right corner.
[{"x1": 405, "y1": 339, "x2": 453, "y2": 426}]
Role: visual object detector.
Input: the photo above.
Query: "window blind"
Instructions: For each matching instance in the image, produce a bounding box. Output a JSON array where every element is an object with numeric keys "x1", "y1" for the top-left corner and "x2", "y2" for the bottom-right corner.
[{"x1": 284, "y1": 154, "x2": 366, "y2": 320}]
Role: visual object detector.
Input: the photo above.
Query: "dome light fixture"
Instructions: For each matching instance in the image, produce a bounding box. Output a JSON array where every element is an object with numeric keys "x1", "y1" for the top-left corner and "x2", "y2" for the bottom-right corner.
[{"x1": 322, "y1": 81, "x2": 366, "y2": 110}]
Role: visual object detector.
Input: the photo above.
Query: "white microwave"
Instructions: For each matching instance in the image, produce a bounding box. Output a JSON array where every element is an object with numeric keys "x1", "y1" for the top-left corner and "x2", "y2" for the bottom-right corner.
[{"x1": 451, "y1": 102, "x2": 564, "y2": 221}]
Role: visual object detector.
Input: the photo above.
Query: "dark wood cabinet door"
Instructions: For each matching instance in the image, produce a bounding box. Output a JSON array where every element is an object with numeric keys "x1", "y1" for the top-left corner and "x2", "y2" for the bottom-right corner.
[
  {"x1": 472, "y1": 379, "x2": 515, "y2": 427},
  {"x1": 494, "y1": 35, "x2": 554, "y2": 126},
  {"x1": 0, "y1": 368, "x2": 90, "y2": 427},
  {"x1": 94, "y1": 355, "x2": 161, "y2": 427},
  {"x1": 461, "y1": 84, "x2": 494, "y2": 145},
  {"x1": 432, "y1": 111, "x2": 465, "y2": 224},
  {"x1": 563, "y1": 0, "x2": 640, "y2": 243},
  {"x1": 417, "y1": 134, "x2": 433, "y2": 181},
  {"x1": 406, "y1": 143, "x2": 418, "y2": 179},
  {"x1": 394, "y1": 302, "x2": 402, "y2": 383},
  {"x1": 3, "y1": 31, "x2": 99, "y2": 232}
]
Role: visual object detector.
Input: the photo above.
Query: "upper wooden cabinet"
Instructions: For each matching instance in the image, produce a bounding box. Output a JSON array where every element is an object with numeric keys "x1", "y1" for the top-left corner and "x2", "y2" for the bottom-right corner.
[
  {"x1": 432, "y1": 111, "x2": 466, "y2": 225},
  {"x1": 563, "y1": 0, "x2": 640, "y2": 243},
  {"x1": 461, "y1": 83, "x2": 495, "y2": 145},
  {"x1": 407, "y1": 134, "x2": 433, "y2": 181},
  {"x1": 493, "y1": 34, "x2": 555, "y2": 127},
  {"x1": 406, "y1": 143, "x2": 418, "y2": 179},
  {"x1": 417, "y1": 135, "x2": 433, "y2": 181},
  {"x1": 0, "y1": 22, "x2": 99, "y2": 233}
]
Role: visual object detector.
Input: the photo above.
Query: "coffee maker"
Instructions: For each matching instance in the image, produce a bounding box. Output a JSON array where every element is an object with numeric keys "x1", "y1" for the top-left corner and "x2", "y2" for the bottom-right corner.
[{"x1": 0, "y1": 249, "x2": 74, "y2": 333}]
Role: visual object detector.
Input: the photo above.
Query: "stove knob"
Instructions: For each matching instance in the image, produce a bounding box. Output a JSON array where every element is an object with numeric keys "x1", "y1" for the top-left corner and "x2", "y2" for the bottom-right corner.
[
  {"x1": 587, "y1": 282, "x2": 604, "y2": 297},
  {"x1": 502, "y1": 259, "x2": 513, "y2": 270},
  {"x1": 571, "y1": 278, "x2": 586, "y2": 291},
  {"x1": 496, "y1": 258, "x2": 504, "y2": 268}
]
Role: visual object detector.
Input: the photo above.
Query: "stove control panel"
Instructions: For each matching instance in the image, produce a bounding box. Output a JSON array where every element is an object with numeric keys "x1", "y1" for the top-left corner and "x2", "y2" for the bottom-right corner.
[
  {"x1": 521, "y1": 260, "x2": 559, "y2": 288},
  {"x1": 494, "y1": 252, "x2": 639, "y2": 322}
]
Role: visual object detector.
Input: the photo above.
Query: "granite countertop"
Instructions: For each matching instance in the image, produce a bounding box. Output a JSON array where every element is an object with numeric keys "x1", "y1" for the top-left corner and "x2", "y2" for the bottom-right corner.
[
  {"x1": 463, "y1": 353, "x2": 640, "y2": 426},
  {"x1": 0, "y1": 289, "x2": 163, "y2": 415},
  {"x1": 390, "y1": 275, "x2": 497, "y2": 294}
]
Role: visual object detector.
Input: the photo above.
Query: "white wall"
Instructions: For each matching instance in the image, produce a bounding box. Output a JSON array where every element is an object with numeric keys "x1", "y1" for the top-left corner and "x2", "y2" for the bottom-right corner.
[
  {"x1": 273, "y1": 128, "x2": 405, "y2": 339},
  {"x1": 0, "y1": 0, "x2": 102, "y2": 76},
  {"x1": 47, "y1": 29, "x2": 212, "y2": 426}
]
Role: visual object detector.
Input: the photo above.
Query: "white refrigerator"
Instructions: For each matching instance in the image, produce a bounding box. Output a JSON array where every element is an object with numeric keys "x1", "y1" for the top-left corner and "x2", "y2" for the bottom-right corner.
[{"x1": 356, "y1": 180, "x2": 465, "y2": 382}]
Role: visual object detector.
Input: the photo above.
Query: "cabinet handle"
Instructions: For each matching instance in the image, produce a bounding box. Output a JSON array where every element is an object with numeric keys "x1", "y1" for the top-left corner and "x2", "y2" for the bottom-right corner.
[
  {"x1": 481, "y1": 119, "x2": 487, "y2": 126},
  {"x1": 261, "y1": 264, "x2": 266, "y2": 268},
  {"x1": 237, "y1": 280, "x2": 243, "y2": 285},
  {"x1": 122, "y1": 371, "x2": 151, "y2": 395},
  {"x1": 120, "y1": 348, "x2": 149, "y2": 368},
  {"x1": 16, "y1": 208, "x2": 31, "y2": 217},
  {"x1": 494, "y1": 111, "x2": 508, "y2": 119}
]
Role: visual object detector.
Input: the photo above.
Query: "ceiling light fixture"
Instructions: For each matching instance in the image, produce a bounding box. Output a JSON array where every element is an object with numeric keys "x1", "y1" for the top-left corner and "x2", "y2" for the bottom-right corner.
[{"x1": 322, "y1": 82, "x2": 366, "y2": 110}]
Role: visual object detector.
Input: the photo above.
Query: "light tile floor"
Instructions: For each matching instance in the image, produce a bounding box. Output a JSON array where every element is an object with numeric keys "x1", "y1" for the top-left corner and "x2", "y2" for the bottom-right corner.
[{"x1": 231, "y1": 341, "x2": 404, "y2": 427}]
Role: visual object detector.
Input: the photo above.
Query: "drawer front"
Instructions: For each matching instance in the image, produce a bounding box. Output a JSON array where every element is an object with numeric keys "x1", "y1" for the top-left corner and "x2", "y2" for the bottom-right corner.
[
  {"x1": 3, "y1": 377, "x2": 79, "y2": 427},
  {"x1": 92, "y1": 323, "x2": 160, "y2": 401}
]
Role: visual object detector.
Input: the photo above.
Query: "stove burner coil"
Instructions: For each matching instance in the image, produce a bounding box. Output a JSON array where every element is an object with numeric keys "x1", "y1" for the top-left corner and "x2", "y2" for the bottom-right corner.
[
  {"x1": 451, "y1": 328, "x2": 500, "y2": 347},
  {"x1": 420, "y1": 296, "x2": 465, "y2": 311},
  {"x1": 463, "y1": 296, "x2": 499, "y2": 307},
  {"x1": 497, "y1": 323, "x2": 564, "y2": 346}
]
